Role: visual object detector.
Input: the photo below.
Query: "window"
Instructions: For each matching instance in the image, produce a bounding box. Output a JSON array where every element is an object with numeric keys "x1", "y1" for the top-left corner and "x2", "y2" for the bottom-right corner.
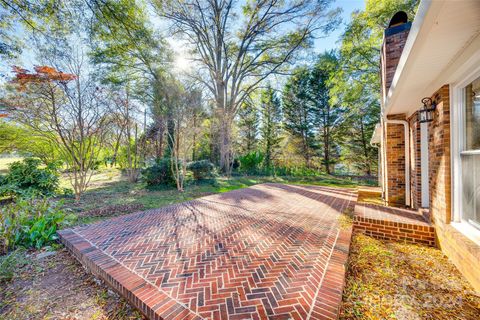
[
  {"x1": 461, "y1": 76, "x2": 480, "y2": 229},
  {"x1": 465, "y1": 78, "x2": 480, "y2": 149}
]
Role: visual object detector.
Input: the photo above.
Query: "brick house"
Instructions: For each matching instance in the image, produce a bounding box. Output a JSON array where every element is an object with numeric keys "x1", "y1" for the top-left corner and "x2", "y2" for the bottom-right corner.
[{"x1": 371, "y1": 0, "x2": 480, "y2": 291}]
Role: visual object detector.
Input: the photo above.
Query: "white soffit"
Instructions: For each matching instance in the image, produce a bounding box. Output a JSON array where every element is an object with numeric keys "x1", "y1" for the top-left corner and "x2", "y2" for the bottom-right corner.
[{"x1": 385, "y1": 0, "x2": 480, "y2": 116}]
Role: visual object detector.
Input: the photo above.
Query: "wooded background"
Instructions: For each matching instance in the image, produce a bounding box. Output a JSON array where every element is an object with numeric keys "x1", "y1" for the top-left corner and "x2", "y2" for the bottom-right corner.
[{"x1": 0, "y1": 0, "x2": 418, "y2": 199}]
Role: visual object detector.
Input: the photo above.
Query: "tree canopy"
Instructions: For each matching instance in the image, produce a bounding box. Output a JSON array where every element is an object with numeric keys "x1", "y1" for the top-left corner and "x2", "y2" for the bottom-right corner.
[{"x1": 0, "y1": 0, "x2": 421, "y2": 197}]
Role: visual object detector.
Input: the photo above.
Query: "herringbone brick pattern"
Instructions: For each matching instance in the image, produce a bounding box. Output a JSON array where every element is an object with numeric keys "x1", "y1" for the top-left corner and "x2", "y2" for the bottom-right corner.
[{"x1": 59, "y1": 183, "x2": 356, "y2": 320}]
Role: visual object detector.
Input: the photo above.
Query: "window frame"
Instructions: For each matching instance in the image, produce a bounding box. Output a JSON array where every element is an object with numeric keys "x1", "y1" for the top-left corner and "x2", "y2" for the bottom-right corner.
[{"x1": 451, "y1": 64, "x2": 480, "y2": 230}]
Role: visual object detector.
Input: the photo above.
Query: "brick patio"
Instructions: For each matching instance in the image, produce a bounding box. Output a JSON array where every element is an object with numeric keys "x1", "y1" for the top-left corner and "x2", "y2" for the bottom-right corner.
[{"x1": 59, "y1": 183, "x2": 357, "y2": 320}]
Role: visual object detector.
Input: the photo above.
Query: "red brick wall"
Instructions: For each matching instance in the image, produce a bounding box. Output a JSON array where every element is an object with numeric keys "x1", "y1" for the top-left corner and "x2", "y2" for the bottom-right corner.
[
  {"x1": 408, "y1": 112, "x2": 422, "y2": 209},
  {"x1": 381, "y1": 25, "x2": 411, "y2": 98},
  {"x1": 378, "y1": 16, "x2": 480, "y2": 292},
  {"x1": 380, "y1": 22, "x2": 411, "y2": 207},
  {"x1": 436, "y1": 223, "x2": 480, "y2": 292},
  {"x1": 384, "y1": 114, "x2": 406, "y2": 206},
  {"x1": 428, "y1": 86, "x2": 451, "y2": 224},
  {"x1": 427, "y1": 85, "x2": 480, "y2": 292}
]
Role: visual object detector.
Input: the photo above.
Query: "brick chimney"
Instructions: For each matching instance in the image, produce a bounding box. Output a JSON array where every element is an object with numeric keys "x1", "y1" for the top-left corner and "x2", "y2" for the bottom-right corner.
[
  {"x1": 381, "y1": 12, "x2": 412, "y2": 207},
  {"x1": 381, "y1": 11, "x2": 412, "y2": 100}
]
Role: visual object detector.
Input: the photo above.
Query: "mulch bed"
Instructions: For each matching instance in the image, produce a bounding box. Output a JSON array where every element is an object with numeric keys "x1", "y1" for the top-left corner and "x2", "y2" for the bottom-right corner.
[{"x1": 340, "y1": 233, "x2": 480, "y2": 319}]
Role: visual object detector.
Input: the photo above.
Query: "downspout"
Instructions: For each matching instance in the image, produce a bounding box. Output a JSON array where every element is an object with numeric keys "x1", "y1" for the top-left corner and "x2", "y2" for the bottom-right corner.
[
  {"x1": 382, "y1": 112, "x2": 411, "y2": 207},
  {"x1": 369, "y1": 137, "x2": 381, "y2": 191},
  {"x1": 369, "y1": 141, "x2": 382, "y2": 189}
]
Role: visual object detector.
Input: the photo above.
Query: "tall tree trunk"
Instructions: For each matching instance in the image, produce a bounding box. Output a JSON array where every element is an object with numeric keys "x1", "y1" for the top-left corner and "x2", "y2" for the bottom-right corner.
[
  {"x1": 165, "y1": 114, "x2": 175, "y2": 158},
  {"x1": 216, "y1": 78, "x2": 233, "y2": 174},
  {"x1": 192, "y1": 112, "x2": 197, "y2": 161},
  {"x1": 323, "y1": 125, "x2": 331, "y2": 174},
  {"x1": 125, "y1": 88, "x2": 135, "y2": 182},
  {"x1": 130, "y1": 123, "x2": 139, "y2": 182},
  {"x1": 324, "y1": 136, "x2": 330, "y2": 174},
  {"x1": 218, "y1": 108, "x2": 232, "y2": 175},
  {"x1": 302, "y1": 131, "x2": 310, "y2": 168},
  {"x1": 219, "y1": 117, "x2": 232, "y2": 175},
  {"x1": 155, "y1": 118, "x2": 165, "y2": 159},
  {"x1": 112, "y1": 126, "x2": 125, "y2": 167},
  {"x1": 265, "y1": 122, "x2": 272, "y2": 169}
]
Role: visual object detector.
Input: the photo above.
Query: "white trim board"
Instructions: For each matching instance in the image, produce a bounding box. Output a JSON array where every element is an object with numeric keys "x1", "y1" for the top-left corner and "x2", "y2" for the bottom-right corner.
[
  {"x1": 450, "y1": 55, "x2": 480, "y2": 232},
  {"x1": 385, "y1": 1, "x2": 480, "y2": 117},
  {"x1": 420, "y1": 122, "x2": 429, "y2": 208}
]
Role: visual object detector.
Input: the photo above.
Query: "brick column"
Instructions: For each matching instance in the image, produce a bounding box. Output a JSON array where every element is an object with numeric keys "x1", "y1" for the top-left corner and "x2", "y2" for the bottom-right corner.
[
  {"x1": 428, "y1": 85, "x2": 451, "y2": 224},
  {"x1": 384, "y1": 114, "x2": 406, "y2": 206},
  {"x1": 380, "y1": 16, "x2": 411, "y2": 207},
  {"x1": 408, "y1": 112, "x2": 422, "y2": 209},
  {"x1": 381, "y1": 22, "x2": 411, "y2": 97}
]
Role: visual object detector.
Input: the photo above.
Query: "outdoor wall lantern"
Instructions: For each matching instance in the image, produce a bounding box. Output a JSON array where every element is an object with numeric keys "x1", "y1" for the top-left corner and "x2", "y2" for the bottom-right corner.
[{"x1": 418, "y1": 97, "x2": 436, "y2": 123}]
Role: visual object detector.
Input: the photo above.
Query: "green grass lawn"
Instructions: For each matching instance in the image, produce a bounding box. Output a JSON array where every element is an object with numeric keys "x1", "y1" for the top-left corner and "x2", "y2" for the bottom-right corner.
[{"x1": 0, "y1": 156, "x2": 374, "y2": 225}]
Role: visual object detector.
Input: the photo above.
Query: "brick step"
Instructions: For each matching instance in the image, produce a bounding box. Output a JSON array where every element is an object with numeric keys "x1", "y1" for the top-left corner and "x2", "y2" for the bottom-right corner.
[{"x1": 353, "y1": 202, "x2": 436, "y2": 247}]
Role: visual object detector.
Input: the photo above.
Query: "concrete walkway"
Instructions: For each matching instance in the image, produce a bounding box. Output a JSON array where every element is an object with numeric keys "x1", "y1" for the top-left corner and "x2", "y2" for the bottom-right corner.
[{"x1": 59, "y1": 183, "x2": 357, "y2": 320}]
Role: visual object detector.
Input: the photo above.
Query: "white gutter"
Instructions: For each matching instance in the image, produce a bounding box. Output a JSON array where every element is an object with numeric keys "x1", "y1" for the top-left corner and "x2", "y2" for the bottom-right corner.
[
  {"x1": 378, "y1": 0, "x2": 425, "y2": 207},
  {"x1": 380, "y1": 120, "x2": 385, "y2": 200},
  {"x1": 369, "y1": 124, "x2": 382, "y2": 190},
  {"x1": 383, "y1": 0, "x2": 434, "y2": 114},
  {"x1": 382, "y1": 114, "x2": 411, "y2": 207},
  {"x1": 378, "y1": 1, "x2": 436, "y2": 207}
]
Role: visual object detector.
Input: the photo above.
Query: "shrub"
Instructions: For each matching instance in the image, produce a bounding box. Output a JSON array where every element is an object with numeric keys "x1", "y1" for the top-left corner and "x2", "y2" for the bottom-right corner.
[
  {"x1": 187, "y1": 160, "x2": 215, "y2": 180},
  {"x1": 269, "y1": 165, "x2": 322, "y2": 177},
  {"x1": 141, "y1": 158, "x2": 176, "y2": 186},
  {"x1": 0, "y1": 158, "x2": 60, "y2": 199},
  {"x1": 0, "y1": 198, "x2": 75, "y2": 251},
  {"x1": 238, "y1": 152, "x2": 264, "y2": 174}
]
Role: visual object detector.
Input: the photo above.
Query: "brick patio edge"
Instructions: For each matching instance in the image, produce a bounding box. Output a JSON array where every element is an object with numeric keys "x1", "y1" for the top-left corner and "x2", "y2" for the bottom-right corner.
[
  {"x1": 310, "y1": 226, "x2": 353, "y2": 320},
  {"x1": 58, "y1": 229, "x2": 201, "y2": 320}
]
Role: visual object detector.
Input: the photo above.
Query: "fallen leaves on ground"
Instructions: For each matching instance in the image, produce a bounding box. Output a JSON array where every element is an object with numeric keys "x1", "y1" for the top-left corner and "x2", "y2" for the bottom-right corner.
[
  {"x1": 79, "y1": 203, "x2": 145, "y2": 218},
  {"x1": 0, "y1": 249, "x2": 144, "y2": 320},
  {"x1": 340, "y1": 233, "x2": 480, "y2": 320}
]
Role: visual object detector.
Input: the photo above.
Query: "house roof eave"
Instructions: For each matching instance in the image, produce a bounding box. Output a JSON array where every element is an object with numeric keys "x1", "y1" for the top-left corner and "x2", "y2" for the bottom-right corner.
[{"x1": 384, "y1": 0, "x2": 480, "y2": 116}]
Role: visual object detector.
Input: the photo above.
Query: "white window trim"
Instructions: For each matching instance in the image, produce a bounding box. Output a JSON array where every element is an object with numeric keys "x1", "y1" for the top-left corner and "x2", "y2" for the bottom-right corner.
[{"x1": 450, "y1": 62, "x2": 480, "y2": 234}]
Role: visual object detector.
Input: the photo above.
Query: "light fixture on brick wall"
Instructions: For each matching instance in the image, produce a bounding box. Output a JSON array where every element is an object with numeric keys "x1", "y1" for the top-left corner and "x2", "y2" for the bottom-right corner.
[{"x1": 418, "y1": 97, "x2": 436, "y2": 123}]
